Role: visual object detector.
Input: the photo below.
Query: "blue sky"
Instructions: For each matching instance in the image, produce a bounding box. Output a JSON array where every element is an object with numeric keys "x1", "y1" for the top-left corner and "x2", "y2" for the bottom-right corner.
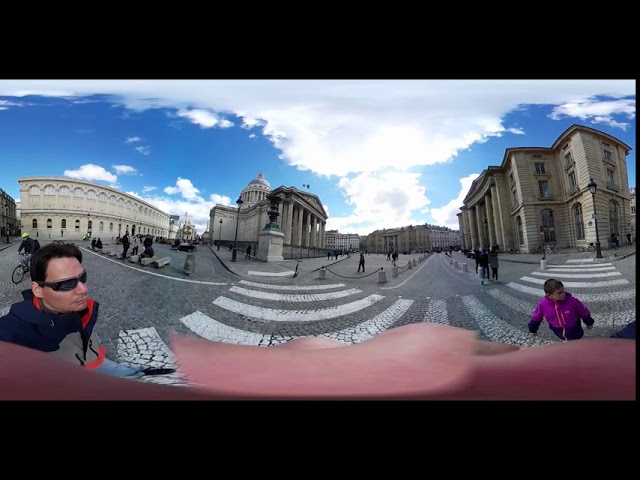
[{"x1": 0, "y1": 80, "x2": 635, "y2": 236}]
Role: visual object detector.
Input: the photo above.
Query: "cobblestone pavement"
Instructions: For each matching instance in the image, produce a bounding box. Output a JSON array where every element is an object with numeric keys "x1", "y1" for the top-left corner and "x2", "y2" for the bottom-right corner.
[{"x1": 0, "y1": 238, "x2": 635, "y2": 387}]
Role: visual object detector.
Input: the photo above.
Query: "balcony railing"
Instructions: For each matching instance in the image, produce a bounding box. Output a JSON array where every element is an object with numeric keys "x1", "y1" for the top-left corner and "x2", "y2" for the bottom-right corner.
[
  {"x1": 606, "y1": 183, "x2": 620, "y2": 192},
  {"x1": 567, "y1": 185, "x2": 579, "y2": 196}
]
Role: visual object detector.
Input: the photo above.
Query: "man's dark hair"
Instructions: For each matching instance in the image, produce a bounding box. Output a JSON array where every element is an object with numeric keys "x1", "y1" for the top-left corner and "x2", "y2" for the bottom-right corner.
[{"x1": 30, "y1": 242, "x2": 83, "y2": 283}]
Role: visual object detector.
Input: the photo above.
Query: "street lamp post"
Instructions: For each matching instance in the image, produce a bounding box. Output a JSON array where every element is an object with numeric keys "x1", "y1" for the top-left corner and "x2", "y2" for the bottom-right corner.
[
  {"x1": 587, "y1": 178, "x2": 603, "y2": 259},
  {"x1": 87, "y1": 213, "x2": 91, "y2": 238},
  {"x1": 217, "y1": 219, "x2": 223, "y2": 251},
  {"x1": 231, "y1": 197, "x2": 244, "y2": 262}
]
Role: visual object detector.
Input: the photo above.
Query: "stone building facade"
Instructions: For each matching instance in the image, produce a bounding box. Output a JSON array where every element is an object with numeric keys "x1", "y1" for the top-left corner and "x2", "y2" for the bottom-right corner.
[
  {"x1": 365, "y1": 225, "x2": 432, "y2": 254},
  {"x1": 209, "y1": 173, "x2": 329, "y2": 257},
  {"x1": 18, "y1": 177, "x2": 171, "y2": 240},
  {"x1": 1, "y1": 187, "x2": 17, "y2": 238},
  {"x1": 458, "y1": 124, "x2": 633, "y2": 252}
]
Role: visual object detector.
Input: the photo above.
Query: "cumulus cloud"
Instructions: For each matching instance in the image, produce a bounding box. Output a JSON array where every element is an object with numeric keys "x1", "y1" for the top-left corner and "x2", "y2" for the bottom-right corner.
[
  {"x1": 64, "y1": 164, "x2": 117, "y2": 183},
  {"x1": 112, "y1": 164, "x2": 138, "y2": 175},
  {"x1": 176, "y1": 108, "x2": 234, "y2": 129},
  {"x1": 430, "y1": 174, "x2": 481, "y2": 229},
  {"x1": 135, "y1": 145, "x2": 150, "y2": 155},
  {"x1": 164, "y1": 177, "x2": 202, "y2": 201},
  {"x1": 548, "y1": 98, "x2": 635, "y2": 130},
  {"x1": 1, "y1": 80, "x2": 634, "y2": 235}
]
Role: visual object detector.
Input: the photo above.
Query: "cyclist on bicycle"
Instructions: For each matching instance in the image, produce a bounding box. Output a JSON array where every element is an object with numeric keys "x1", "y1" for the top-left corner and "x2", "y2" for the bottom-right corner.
[{"x1": 17, "y1": 232, "x2": 35, "y2": 270}]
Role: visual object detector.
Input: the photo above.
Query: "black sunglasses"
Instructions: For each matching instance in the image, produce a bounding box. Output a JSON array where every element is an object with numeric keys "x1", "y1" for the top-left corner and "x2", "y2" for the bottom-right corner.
[{"x1": 37, "y1": 270, "x2": 88, "y2": 292}]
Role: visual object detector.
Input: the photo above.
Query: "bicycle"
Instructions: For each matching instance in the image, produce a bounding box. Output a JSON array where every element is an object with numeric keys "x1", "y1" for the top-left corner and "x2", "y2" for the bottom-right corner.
[
  {"x1": 576, "y1": 242, "x2": 595, "y2": 253},
  {"x1": 506, "y1": 246, "x2": 520, "y2": 254},
  {"x1": 545, "y1": 245, "x2": 560, "y2": 254},
  {"x1": 12, "y1": 253, "x2": 31, "y2": 284}
]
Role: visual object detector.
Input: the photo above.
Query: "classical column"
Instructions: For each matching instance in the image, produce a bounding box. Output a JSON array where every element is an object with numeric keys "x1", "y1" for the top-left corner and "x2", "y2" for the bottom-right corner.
[
  {"x1": 305, "y1": 211, "x2": 311, "y2": 247},
  {"x1": 490, "y1": 185, "x2": 504, "y2": 248},
  {"x1": 493, "y1": 178, "x2": 513, "y2": 248},
  {"x1": 311, "y1": 215, "x2": 317, "y2": 247},
  {"x1": 295, "y1": 205, "x2": 303, "y2": 246},
  {"x1": 484, "y1": 193, "x2": 496, "y2": 247},
  {"x1": 285, "y1": 200, "x2": 294, "y2": 244},
  {"x1": 474, "y1": 203, "x2": 486, "y2": 249}
]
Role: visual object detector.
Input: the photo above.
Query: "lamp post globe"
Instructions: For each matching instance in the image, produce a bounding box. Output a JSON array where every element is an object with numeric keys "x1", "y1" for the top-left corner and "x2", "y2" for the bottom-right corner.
[
  {"x1": 231, "y1": 196, "x2": 244, "y2": 262},
  {"x1": 587, "y1": 178, "x2": 603, "y2": 259},
  {"x1": 217, "y1": 219, "x2": 223, "y2": 251}
]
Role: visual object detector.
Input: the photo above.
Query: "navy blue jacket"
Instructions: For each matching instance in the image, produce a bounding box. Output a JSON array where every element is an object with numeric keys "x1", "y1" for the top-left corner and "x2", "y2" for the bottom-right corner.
[{"x1": 0, "y1": 289, "x2": 105, "y2": 367}]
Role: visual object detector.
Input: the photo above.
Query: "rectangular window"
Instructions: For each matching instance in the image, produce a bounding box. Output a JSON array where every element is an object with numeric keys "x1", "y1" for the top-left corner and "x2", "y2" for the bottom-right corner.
[
  {"x1": 564, "y1": 152, "x2": 574, "y2": 167},
  {"x1": 511, "y1": 189, "x2": 518, "y2": 206},
  {"x1": 509, "y1": 173, "x2": 514, "y2": 185},
  {"x1": 538, "y1": 180, "x2": 550, "y2": 198},
  {"x1": 534, "y1": 162, "x2": 546, "y2": 174},
  {"x1": 607, "y1": 169, "x2": 616, "y2": 186},
  {"x1": 568, "y1": 171, "x2": 577, "y2": 188},
  {"x1": 632, "y1": 206, "x2": 636, "y2": 214},
  {"x1": 603, "y1": 149, "x2": 613, "y2": 162}
]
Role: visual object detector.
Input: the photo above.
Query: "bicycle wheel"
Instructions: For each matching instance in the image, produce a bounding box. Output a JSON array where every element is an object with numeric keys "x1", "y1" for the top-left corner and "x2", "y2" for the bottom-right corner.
[
  {"x1": 11, "y1": 265, "x2": 25, "y2": 284},
  {"x1": 577, "y1": 246, "x2": 585, "y2": 252},
  {"x1": 588, "y1": 245, "x2": 595, "y2": 252}
]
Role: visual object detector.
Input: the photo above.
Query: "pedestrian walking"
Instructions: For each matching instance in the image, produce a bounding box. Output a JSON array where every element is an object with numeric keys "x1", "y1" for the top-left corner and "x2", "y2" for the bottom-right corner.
[
  {"x1": 245, "y1": 245, "x2": 252, "y2": 259},
  {"x1": 626, "y1": 232, "x2": 632, "y2": 245},
  {"x1": 121, "y1": 232, "x2": 130, "y2": 260},
  {"x1": 488, "y1": 249, "x2": 499, "y2": 282},
  {"x1": 91, "y1": 238, "x2": 96, "y2": 251},
  {"x1": 357, "y1": 252, "x2": 365, "y2": 272},
  {"x1": 478, "y1": 248, "x2": 489, "y2": 285}
]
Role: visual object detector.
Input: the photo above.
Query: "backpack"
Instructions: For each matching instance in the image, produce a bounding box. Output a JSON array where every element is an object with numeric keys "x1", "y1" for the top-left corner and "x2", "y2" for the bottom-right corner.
[{"x1": 32, "y1": 239, "x2": 41, "y2": 253}]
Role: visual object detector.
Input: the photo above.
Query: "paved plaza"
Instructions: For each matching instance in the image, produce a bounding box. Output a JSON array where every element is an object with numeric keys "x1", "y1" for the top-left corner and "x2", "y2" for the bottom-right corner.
[{"x1": 0, "y1": 237, "x2": 635, "y2": 386}]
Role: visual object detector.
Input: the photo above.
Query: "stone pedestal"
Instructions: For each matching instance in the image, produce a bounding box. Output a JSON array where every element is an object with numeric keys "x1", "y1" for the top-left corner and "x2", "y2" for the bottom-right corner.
[{"x1": 256, "y1": 229, "x2": 285, "y2": 262}]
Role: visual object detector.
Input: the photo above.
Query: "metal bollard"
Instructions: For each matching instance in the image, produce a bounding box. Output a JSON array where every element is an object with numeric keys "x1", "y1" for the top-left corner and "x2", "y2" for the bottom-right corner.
[
  {"x1": 184, "y1": 253, "x2": 195, "y2": 276},
  {"x1": 378, "y1": 267, "x2": 387, "y2": 283},
  {"x1": 462, "y1": 263, "x2": 468, "y2": 272},
  {"x1": 540, "y1": 259, "x2": 547, "y2": 271},
  {"x1": 392, "y1": 266, "x2": 399, "y2": 277},
  {"x1": 318, "y1": 266, "x2": 327, "y2": 279},
  {"x1": 454, "y1": 260, "x2": 459, "y2": 268}
]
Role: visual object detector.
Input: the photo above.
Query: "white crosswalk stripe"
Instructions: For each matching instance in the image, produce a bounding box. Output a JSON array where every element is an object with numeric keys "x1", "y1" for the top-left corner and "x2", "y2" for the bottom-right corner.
[
  {"x1": 423, "y1": 299, "x2": 449, "y2": 325},
  {"x1": 229, "y1": 285, "x2": 363, "y2": 302},
  {"x1": 239, "y1": 280, "x2": 346, "y2": 290},
  {"x1": 213, "y1": 294, "x2": 385, "y2": 322},
  {"x1": 461, "y1": 295, "x2": 551, "y2": 346},
  {"x1": 530, "y1": 271, "x2": 621, "y2": 278},
  {"x1": 506, "y1": 282, "x2": 636, "y2": 302},
  {"x1": 486, "y1": 288, "x2": 631, "y2": 328},
  {"x1": 519, "y1": 276, "x2": 629, "y2": 288},
  {"x1": 321, "y1": 299, "x2": 414, "y2": 344},
  {"x1": 180, "y1": 311, "x2": 267, "y2": 345}
]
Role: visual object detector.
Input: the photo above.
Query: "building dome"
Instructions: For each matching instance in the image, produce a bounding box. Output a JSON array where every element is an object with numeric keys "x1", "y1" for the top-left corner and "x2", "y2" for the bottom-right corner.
[
  {"x1": 240, "y1": 172, "x2": 272, "y2": 208},
  {"x1": 247, "y1": 172, "x2": 271, "y2": 188}
]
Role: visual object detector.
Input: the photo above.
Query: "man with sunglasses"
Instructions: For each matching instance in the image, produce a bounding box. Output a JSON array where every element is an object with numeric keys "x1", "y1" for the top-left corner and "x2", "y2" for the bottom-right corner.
[{"x1": 0, "y1": 242, "x2": 174, "y2": 378}]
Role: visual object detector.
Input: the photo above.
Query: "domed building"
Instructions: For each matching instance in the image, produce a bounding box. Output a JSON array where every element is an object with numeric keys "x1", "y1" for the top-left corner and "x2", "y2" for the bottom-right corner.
[{"x1": 209, "y1": 172, "x2": 329, "y2": 260}]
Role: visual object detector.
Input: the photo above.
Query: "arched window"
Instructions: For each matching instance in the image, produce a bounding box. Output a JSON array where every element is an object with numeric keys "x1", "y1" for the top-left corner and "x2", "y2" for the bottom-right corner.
[
  {"x1": 541, "y1": 209, "x2": 556, "y2": 242},
  {"x1": 100, "y1": 221, "x2": 104, "y2": 231},
  {"x1": 609, "y1": 200, "x2": 620, "y2": 236},
  {"x1": 32, "y1": 219, "x2": 38, "y2": 228},
  {"x1": 62, "y1": 219, "x2": 67, "y2": 229},
  {"x1": 573, "y1": 203, "x2": 584, "y2": 240},
  {"x1": 88, "y1": 220, "x2": 92, "y2": 230},
  {"x1": 109, "y1": 223, "x2": 113, "y2": 231},
  {"x1": 47, "y1": 219, "x2": 52, "y2": 229},
  {"x1": 516, "y1": 216, "x2": 523, "y2": 246},
  {"x1": 75, "y1": 220, "x2": 80, "y2": 229}
]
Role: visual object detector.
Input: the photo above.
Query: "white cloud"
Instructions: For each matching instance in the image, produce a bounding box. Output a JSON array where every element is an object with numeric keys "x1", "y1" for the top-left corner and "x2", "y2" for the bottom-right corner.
[
  {"x1": 112, "y1": 164, "x2": 138, "y2": 175},
  {"x1": 125, "y1": 136, "x2": 142, "y2": 143},
  {"x1": 1, "y1": 80, "x2": 634, "y2": 235},
  {"x1": 135, "y1": 145, "x2": 150, "y2": 155},
  {"x1": 430, "y1": 174, "x2": 480, "y2": 229},
  {"x1": 548, "y1": 98, "x2": 635, "y2": 130},
  {"x1": 142, "y1": 186, "x2": 157, "y2": 192},
  {"x1": 164, "y1": 177, "x2": 202, "y2": 201},
  {"x1": 64, "y1": 164, "x2": 117, "y2": 183},
  {"x1": 176, "y1": 108, "x2": 234, "y2": 129}
]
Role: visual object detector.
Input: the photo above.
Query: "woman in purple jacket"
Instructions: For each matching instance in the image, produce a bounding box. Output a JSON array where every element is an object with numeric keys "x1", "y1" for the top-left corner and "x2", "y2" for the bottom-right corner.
[{"x1": 529, "y1": 279, "x2": 595, "y2": 342}]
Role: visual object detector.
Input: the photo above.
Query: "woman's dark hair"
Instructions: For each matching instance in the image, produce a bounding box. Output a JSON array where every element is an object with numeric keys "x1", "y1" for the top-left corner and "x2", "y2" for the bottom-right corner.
[{"x1": 30, "y1": 242, "x2": 83, "y2": 283}]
